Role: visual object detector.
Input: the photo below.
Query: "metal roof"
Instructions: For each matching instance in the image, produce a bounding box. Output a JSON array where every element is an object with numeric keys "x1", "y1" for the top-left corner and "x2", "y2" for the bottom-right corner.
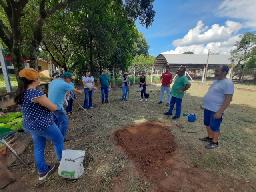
[{"x1": 156, "y1": 54, "x2": 232, "y2": 65}]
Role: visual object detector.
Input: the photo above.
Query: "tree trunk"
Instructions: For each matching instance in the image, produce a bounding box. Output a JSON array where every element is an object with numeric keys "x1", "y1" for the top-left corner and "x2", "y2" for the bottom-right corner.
[{"x1": 89, "y1": 34, "x2": 94, "y2": 75}]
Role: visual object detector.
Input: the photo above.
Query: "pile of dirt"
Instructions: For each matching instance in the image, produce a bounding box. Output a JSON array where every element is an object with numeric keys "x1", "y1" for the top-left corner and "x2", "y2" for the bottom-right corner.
[
  {"x1": 114, "y1": 121, "x2": 176, "y2": 180},
  {"x1": 114, "y1": 121, "x2": 255, "y2": 192}
]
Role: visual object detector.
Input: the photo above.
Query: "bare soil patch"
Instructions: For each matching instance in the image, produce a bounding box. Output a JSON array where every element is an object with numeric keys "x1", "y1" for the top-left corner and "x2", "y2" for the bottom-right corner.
[{"x1": 114, "y1": 121, "x2": 255, "y2": 192}]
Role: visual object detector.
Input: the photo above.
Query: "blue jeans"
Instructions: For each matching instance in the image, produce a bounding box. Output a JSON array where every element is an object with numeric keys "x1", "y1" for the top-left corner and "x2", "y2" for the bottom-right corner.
[
  {"x1": 53, "y1": 110, "x2": 69, "y2": 138},
  {"x1": 29, "y1": 124, "x2": 64, "y2": 174},
  {"x1": 140, "y1": 85, "x2": 146, "y2": 99},
  {"x1": 122, "y1": 86, "x2": 129, "y2": 100},
  {"x1": 160, "y1": 86, "x2": 171, "y2": 103},
  {"x1": 168, "y1": 96, "x2": 183, "y2": 117},
  {"x1": 66, "y1": 99, "x2": 73, "y2": 113},
  {"x1": 83, "y1": 88, "x2": 93, "y2": 109},
  {"x1": 101, "y1": 87, "x2": 109, "y2": 103}
]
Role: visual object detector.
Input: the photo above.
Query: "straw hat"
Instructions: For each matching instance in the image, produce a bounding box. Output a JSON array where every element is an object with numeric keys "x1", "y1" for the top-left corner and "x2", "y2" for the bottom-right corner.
[{"x1": 19, "y1": 68, "x2": 39, "y2": 81}]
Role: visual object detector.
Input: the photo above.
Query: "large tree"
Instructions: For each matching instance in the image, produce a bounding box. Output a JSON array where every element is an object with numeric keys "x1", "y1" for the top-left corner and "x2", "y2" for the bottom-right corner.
[
  {"x1": 0, "y1": 0, "x2": 75, "y2": 74},
  {"x1": 231, "y1": 32, "x2": 256, "y2": 81},
  {"x1": 0, "y1": 0, "x2": 155, "y2": 79}
]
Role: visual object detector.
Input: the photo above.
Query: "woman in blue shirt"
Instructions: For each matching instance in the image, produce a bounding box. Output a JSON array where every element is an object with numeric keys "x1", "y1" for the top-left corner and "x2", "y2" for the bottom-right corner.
[{"x1": 15, "y1": 68, "x2": 64, "y2": 181}]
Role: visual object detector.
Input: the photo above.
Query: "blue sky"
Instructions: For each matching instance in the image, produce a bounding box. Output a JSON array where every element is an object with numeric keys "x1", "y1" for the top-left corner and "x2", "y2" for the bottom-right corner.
[{"x1": 136, "y1": 0, "x2": 256, "y2": 56}]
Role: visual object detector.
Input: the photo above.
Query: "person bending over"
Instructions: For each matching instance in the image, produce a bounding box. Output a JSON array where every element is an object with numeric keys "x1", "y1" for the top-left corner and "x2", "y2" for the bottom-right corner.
[
  {"x1": 15, "y1": 68, "x2": 64, "y2": 181},
  {"x1": 48, "y1": 72, "x2": 82, "y2": 139}
]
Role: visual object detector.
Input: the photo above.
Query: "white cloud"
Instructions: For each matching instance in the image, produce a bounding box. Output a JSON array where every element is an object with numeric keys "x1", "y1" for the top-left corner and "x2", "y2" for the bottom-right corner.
[
  {"x1": 218, "y1": 0, "x2": 256, "y2": 29},
  {"x1": 173, "y1": 20, "x2": 241, "y2": 47},
  {"x1": 163, "y1": 20, "x2": 241, "y2": 55}
]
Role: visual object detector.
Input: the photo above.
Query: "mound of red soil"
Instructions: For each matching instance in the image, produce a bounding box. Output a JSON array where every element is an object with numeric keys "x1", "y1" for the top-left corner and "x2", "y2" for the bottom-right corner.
[
  {"x1": 114, "y1": 121, "x2": 177, "y2": 189},
  {"x1": 114, "y1": 121, "x2": 255, "y2": 192}
]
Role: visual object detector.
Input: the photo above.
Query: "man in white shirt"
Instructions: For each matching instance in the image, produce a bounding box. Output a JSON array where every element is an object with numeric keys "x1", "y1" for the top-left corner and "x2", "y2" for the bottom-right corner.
[
  {"x1": 82, "y1": 71, "x2": 94, "y2": 109},
  {"x1": 200, "y1": 65, "x2": 234, "y2": 149}
]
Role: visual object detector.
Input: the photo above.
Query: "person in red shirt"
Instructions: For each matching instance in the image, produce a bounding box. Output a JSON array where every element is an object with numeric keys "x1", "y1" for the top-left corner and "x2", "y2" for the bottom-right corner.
[{"x1": 159, "y1": 66, "x2": 173, "y2": 105}]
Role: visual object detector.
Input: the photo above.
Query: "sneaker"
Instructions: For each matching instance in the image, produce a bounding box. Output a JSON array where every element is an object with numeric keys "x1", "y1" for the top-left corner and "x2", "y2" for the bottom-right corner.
[
  {"x1": 105, "y1": 100, "x2": 109, "y2": 103},
  {"x1": 172, "y1": 116, "x2": 180, "y2": 120},
  {"x1": 199, "y1": 137, "x2": 212, "y2": 143},
  {"x1": 158, "y1": 101, "x2": 163, "y2": 104},
  {"x1": 90, "y1": 106, "x2": 94, "y2": 109},
  {"x1": 164, "y1": 112, "x2": 172, "y2": 116},
  {"x1": 145, "y1": 99, "x2": 148, "y2": 101},
  {"x1": 140, "y1": 99, "x2": 143, "y2": 101},
  {"x1": 205, "y1": 142, "x2": 219, "y2": 149},
  {"x1": 39, "y1": 164, "x2": 57, "y2": 181}
]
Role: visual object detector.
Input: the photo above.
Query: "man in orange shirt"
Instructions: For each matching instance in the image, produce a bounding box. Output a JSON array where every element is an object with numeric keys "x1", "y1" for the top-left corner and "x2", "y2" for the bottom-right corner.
[{"x1": 159, "y1": 66, "x2": 173, "y2": 105}]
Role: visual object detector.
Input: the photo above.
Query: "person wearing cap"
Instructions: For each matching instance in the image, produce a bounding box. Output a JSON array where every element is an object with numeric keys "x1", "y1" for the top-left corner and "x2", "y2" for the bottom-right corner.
[
  {"x1": 48, "y1": 71, "x2": 82, "y2": 139},
  {"x1": 159, "y1": 66, "x2": 173, "y2": 105},
  {"x1": 14, "y1": 68, "x2": 64, "y2": 181},
  {"x1": 200, "y1": 65, "x2": 234, "y2": 149},
  {"x1": 121, "y1": 72, "x2": 129, "y2": 101},
  {"x1": 164, "y1": 66, "x2": 191, "y2": 119}
]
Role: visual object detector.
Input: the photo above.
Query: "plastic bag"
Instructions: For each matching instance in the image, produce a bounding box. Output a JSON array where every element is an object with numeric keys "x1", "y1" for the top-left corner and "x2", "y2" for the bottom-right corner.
[{"x1": 58, "y1": 149, "x2": 85, "y2": 179}]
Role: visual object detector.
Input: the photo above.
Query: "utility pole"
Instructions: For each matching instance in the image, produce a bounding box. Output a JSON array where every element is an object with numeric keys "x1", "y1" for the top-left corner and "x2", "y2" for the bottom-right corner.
[
  {"x1": 0, "y1": 49, "x2": 12, "y2": 93},
  {"x1": 202, "y1": 50, "x2": 210, "y2": 83}
]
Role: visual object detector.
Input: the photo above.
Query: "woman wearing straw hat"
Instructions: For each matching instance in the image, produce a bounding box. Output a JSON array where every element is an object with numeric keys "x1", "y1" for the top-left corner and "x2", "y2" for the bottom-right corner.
[{"x1": 15, "y1": 68, "x2": 64, "y2": 181}]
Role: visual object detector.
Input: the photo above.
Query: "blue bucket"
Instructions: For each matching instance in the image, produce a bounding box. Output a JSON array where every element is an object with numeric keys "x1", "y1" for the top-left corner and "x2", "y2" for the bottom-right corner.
[{"x1": 187, "y1": 113, "x2": 197, "y2": 122}]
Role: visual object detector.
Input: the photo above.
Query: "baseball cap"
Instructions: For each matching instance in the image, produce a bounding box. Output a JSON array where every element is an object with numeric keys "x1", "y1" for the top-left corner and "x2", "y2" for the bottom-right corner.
[{"x1": 63, "y1": 71, "x2": 73, "y2": 79}]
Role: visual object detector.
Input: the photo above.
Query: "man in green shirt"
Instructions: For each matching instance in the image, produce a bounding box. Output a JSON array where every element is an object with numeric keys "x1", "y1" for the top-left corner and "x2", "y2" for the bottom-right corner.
[{"x1": 164, "y1": 66, "x2": 191, "y2": 119}]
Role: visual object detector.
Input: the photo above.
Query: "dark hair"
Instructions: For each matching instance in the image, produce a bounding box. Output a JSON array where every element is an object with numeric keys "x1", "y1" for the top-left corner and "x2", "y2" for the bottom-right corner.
[
  {"x1": 221, "y1": 65, "x2": 229, "y2": 74},
  {"x1": 14, "y1": 77, "x2": 35, "y2": 104}
]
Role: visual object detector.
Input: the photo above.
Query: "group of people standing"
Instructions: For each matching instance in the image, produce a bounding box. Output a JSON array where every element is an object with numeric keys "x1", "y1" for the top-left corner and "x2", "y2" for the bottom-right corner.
[
  {"x1": 14, "y1": 63, "x2": 234, "y2": 181},
  {"x1": 158, "y1": 65, "x2": 234, "y2": 149}
]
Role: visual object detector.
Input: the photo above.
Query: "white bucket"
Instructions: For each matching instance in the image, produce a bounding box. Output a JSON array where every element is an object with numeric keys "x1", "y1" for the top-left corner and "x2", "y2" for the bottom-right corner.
[{"x1": 58, "y1": 149, "x2": 85, "y2": 179}]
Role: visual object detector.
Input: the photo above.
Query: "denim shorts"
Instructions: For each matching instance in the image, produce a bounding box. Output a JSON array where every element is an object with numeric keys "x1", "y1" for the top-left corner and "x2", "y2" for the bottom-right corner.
[{"x1": 204, "y1": 109, "x2": 223, "y2": 132}]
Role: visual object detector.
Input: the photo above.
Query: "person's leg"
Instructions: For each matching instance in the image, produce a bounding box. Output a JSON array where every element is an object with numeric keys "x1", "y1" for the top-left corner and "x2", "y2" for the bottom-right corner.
[
  {"x1": 66, "y1": 99, "x2": 73, "y2": 113},
  {"x1": 210, "y1": 115, "x2": 222, "y2": 143},
  {"x1": 159, "y1": 86, "x2": 165, "y2": 103},
  {"x1": 43, "y1": 124, "x2": 64, "y2": 161},
  {"x1": 31, "y1": 134, "x2": 49, "y2": 174},
  {"x1": 166, "y1": 87, "x2": 171, "y2": 104},
  {"x1": 85, "y1": 88, "x2": 90, "y2": 109},
  {"x1": 101, "y1": 87, "x2": 105, "y2": 103},
  {"x1": 83, "y1": 88, "x2": 87, "y2": 108},
  {"x1": 140, "y1": 87, "x2": 144, "y2": 99},
  {"x1": 122, "y1": 86, "x2": 126, "y2": 100},
  {"x1": 105, "y1": 87, "x2": 109, "y2": 103},
  {"x1": 54, "y1": 110, "x2": 69, "y2": 138},
  {"x1": 125, "y1": 86, "x2": 129, "y2": 100},
  {"x1": 200, "y1": 109, "x2": 213, "y2": 142},
  {"x1": 165, "y1": 96, "x2": 176, "y2": 115},
  {"x1": 205, "y1": 116, "x2": 222, "y2": 149},
  {"x1": 89, "y1": 90, "x2": 93, "y2": 108},
  {"x1": 143, "y1": 86, "x2": 147, "y2": 99},
  {"x1": 174, "y1": 97, "x2": 182, "y2": 118}
]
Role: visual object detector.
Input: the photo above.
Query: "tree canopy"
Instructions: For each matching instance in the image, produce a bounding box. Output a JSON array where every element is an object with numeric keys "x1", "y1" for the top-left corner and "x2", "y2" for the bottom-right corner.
[
  {"x1": 0, "y1": 0, "x2": 155, "y2": 79},
  {"x1": 231, "y1": 32, "x2": 256, "y2": 81}
]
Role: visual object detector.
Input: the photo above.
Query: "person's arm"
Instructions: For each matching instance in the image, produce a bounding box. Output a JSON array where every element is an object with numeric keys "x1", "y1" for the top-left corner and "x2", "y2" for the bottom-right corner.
[
  {"x1": 34, "y1": 96, "x2": 57, "y2": 112},
  {"x1": 214, "y1": 95, "x2": 233, "y2": 119},
  {"x1": 170, "y1": 73, "x2": 173, "y2": 84},
  {"x1": 74, "y1": 88, "x2": 83, "y2": 94},
  {"x1": 182, "y1": 83, "x2": 191, "y2": 92}
]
